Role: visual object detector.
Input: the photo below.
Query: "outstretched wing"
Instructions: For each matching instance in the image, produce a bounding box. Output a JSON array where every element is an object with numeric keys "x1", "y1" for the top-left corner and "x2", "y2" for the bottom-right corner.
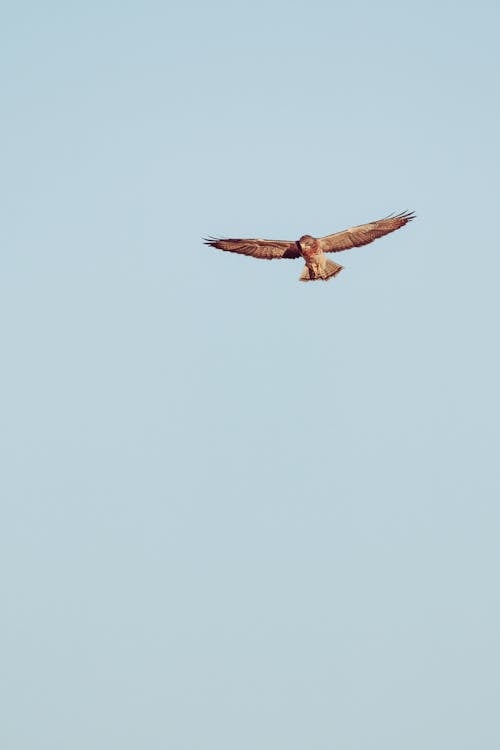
[
  {"x1": 204, "y1": 236, "x2": 301, "y2": 260},
  {"x1": 318, "y1": 211, "x2": 415, "y2": 253}
]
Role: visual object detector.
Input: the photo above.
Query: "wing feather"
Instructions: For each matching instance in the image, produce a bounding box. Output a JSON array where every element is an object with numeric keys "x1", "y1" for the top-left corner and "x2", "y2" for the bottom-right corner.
[
  {"x1": 204, "y1": 236, "x2": 300, "y2": 260},
  {"x1": 319, "y1": 211, "x2": 415, "y2": 253}
]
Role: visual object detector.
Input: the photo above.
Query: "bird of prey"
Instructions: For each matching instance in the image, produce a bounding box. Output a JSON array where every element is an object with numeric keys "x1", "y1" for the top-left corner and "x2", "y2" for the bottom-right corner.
[{"x1": 204, "y1": 211, "x2": 415, "y2": 282}]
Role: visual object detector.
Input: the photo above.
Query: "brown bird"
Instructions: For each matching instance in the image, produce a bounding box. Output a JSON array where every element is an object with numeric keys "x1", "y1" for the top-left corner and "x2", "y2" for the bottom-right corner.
[{"x1": 204, "y1": 211, "x2": 415, "y2": 282}]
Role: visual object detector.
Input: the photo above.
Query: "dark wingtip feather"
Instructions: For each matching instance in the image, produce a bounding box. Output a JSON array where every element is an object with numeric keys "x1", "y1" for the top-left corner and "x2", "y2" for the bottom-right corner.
[
  {"x1": 203, "y1": 236, "x2": 221, "y2": 247},
  {"x1": 383, "y1": 210, "x2": 416, "y2": 222},
  {"x1": 397, "y1": 210, "x2": 416, "y2": 222}
]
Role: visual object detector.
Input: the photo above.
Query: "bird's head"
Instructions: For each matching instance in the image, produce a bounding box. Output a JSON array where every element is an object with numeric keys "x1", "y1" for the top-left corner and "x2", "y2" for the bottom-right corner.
[{"x1": 298, "y1": 234, "x2": 315, "y2": 251}]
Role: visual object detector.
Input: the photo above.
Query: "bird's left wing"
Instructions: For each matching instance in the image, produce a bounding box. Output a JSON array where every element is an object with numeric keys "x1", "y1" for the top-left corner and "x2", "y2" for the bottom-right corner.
[
  {"x1": 318, "y1": 211, "x2": 415, "y2": 253},
  {"x1": 204, "y1": 237, "x2": 301, "y2": 260}
]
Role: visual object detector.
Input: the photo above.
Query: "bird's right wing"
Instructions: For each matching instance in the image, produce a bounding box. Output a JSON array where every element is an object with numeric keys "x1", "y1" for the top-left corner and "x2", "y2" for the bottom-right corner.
[{"x1": 204, "y1": 237, "x2": 301, "y2": 260}]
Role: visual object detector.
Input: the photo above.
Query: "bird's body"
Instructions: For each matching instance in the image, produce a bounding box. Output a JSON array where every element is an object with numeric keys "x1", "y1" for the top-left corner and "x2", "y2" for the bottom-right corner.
[
  {"x1": 204, "y1": 211, "x2": 415, "y2": 282},
  {"x1": 298, "y1": 234, "x2": 344, "y2": 282}
]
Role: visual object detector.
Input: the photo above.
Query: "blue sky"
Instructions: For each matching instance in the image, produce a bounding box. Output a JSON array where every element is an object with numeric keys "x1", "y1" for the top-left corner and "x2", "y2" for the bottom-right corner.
[{"x1": 1, "y1": 1, "x2": 500, "y2": 748}]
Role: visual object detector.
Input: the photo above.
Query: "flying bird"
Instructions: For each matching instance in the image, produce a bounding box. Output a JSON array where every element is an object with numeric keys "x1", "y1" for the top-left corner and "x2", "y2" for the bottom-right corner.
[{"x1": 204, "y1": 211, "x2": 415, "y2": 282}]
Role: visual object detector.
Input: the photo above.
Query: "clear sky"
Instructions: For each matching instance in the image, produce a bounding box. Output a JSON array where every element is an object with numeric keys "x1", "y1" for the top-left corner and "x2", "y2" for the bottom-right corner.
[{"x1": 1, "y1": 1, "x2": 500, "y2": 748}]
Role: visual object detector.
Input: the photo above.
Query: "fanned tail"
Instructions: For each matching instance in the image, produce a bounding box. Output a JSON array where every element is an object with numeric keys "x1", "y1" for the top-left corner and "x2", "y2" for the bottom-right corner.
[{"x1": 299, "y1": 259, "x2": 343, "y2": 282}]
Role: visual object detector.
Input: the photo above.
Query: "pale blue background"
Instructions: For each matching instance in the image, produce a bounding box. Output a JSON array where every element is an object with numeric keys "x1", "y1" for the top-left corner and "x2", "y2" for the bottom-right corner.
[{"x1": 1, "y1": 1, "x2": 499, "y2": 748}]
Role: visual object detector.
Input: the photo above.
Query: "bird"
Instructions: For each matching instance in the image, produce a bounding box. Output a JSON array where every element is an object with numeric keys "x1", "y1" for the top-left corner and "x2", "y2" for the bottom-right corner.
[{"x1": 204, "y1": 211, "x2": 415, "y2": 282}]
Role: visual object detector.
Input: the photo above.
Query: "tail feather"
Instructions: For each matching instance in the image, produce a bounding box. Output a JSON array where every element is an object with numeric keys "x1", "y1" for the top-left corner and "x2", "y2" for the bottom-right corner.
[{"x1": 300, "y1": 259, "x2": 343, "y2": 282}]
